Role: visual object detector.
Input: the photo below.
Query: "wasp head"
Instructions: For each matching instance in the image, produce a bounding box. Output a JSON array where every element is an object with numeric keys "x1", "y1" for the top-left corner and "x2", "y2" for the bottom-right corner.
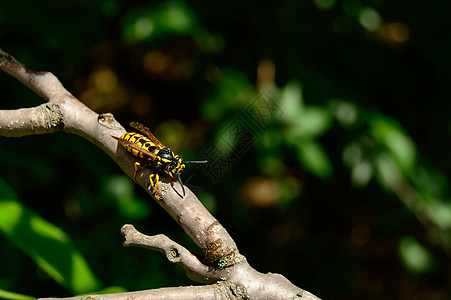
[{"x1": 167, "y1": 155, "x2": 185, "y2": 177}]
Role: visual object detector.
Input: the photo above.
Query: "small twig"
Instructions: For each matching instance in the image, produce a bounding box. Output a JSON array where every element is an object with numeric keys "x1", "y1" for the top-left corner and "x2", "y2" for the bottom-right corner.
[{"x1": 121, "y1": 224, "x2": 219, "y2": 283}]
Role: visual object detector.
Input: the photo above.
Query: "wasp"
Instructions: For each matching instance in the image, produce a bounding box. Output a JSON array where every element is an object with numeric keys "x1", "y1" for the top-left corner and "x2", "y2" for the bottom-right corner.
[{"x1": 112, "y1": 122, "x2": 207, "y2": 201}]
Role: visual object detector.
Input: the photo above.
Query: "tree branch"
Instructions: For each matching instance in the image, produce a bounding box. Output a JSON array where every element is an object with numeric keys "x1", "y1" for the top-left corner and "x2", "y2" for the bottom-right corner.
[
  {"x1": 121, "y1": 224, "x2": 218, "y2": 283},
  {"x1": 39, "y1": 284, "x2": 219, "y2": 300},
  {"x1": 0, "y1": 48, "x2": 321, "y2": 300}
]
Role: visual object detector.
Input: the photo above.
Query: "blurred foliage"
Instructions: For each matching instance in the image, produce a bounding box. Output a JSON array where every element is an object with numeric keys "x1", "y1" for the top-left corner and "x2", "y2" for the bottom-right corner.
[
  {"x1": 0, "y1": 179, "x2": 101, "y2": 294},
  {"x1": 0, "y1": 289, "x2": 35, "y2": 300},
  {"x1": 1, "y1": 0, "x2": 451, "y2": 299}
]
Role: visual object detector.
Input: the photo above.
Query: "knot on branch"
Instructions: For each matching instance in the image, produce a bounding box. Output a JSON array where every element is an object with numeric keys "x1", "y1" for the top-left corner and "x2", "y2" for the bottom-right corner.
[
  {"x1": 203, "y1": 221, "x2": 237, "y2": 269},
  {"x1": 167, "y1": 247, "x2": 181, "y2": 262},
  {"x1": 41, "y1": 103, "x2": 64, "y2": 130},
  {"x1": 98, "y1": 113, "x2": 121, "y2": 129},
  {"x1": 204, "y1": 238, "x2": 236, "y2": 269},
  {"x1": 0, "y1": 103, "x2": 64, "y2": 137},
  {"x1": 214, "y1": 281, "x2": 249, "y2": 300}
]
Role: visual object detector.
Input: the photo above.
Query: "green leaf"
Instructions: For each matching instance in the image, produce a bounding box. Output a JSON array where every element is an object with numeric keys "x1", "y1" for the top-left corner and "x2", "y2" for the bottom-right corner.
[
  {"x1": 399, "y1": 236, "x2": 434, "y2": 274},
  {"x1": 358, "y1": 6, "x2": 382, "y2": 32},
  {"x1": 278, "y1": 81, "x2": 304, "y2": 123},
  {"x1": 329, "y1": 99, "x2": 360, "y2": 127},
  {"x1": 425, "y1": 201, "x2": 451, "y2": 229},
  {"x1": 374, "y1": 153, "x2": 402, "y2": 193},
  {"x1": 0, "y1": 179, "x2": 101, "y2": 294},
  {"x1": 121, "y1": 1, "x2": 195, "y2": 43},
  {"x1": 369, "y1": 113, "x2": 416, "y2": 174},
  {"x1": 291, "y1": 139, "x2": 333, "y2": 179},
  {"x1": 121, "y1": 1, "x2": 223, "y2": 52},
  {"x1": 0, "y1": 289, "x2": 36, "y2": 300},
  {"x1": 350, "y1": 159, "x2": 373, "y2": 188},
  {"x1": 279, "y1": 82, "x2": 333, "y2": 138},
  {"x1": 285, "y1": 106, "x2": 333, "y2": 139}
]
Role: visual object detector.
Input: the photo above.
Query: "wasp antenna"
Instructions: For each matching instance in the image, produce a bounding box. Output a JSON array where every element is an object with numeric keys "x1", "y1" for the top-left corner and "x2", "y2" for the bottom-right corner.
[{"x1": 185, "y1": 160, "x2": 208, "y2": 164}]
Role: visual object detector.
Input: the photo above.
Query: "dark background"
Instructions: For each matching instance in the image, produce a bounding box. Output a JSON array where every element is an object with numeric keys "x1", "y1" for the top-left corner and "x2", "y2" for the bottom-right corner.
[{"x1": 1, "y1": 0, "x2": 451, "y2": 299}]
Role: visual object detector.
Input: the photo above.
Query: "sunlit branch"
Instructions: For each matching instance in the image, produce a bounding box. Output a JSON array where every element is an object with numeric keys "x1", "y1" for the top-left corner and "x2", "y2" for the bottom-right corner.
[
  {"x1": 0, "y1": 48, "x2": 322, "y2": 300},
  {"x1": 39, "y1": 285, "x2": 219, "y2": 300}
]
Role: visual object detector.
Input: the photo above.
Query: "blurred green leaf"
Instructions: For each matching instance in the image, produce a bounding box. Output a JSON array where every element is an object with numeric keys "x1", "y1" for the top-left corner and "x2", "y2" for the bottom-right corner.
[
  {"x1": 358, "y1": 6, "x2": 382, "y2": 32},
  {"x1": 342, "y1": 141, "x2": 374, "y2": 187},
  {"x1": 374, "y1": 153, "x2": 402, "y2": 193},
  {"x1": 0, "y1": 289, "x2": 36, "y2": 300},
  {"x1": 279, "y1": 81, "x2": 333, "y2": 179},
  {"x1": 278, "y1": 81, "x2": 304, "y2": 123},
  {"x1": 159, "y1": 1, "x2": 193, "y2": 32},
  {"x1": 280, "y1": 82, "x2": 333, "y2": 139},
  {"x1": 369, "y1": 114, "x2": 417, "y2": 174},
  {"x1": 285, "y1": 106, "x2": 333, "y2": 139},
  {"x1": 399, "y1": 236, "x2": 434, "y2": 274},
  {"x1": 290, "y1": 139, "x2": 333, "y2": 179},
  {"x1": 425, "y1": 201, "x2": 451, "y2": 229},
  {"x1": 329, "y1": 99, "x2": 360, "y2": 128},
  {"x1": 342, "y1": 142, "x2": 363, "y2": 167},
  {"x1": 350, "y1": 159, "x2": 373, "y2": 188},
  {"x1": 122, "y1": 1, "x2": 193, "y2": 43},
  {"x1": 0, "y1": 179, "x2": 101, "y2": 295},
  {"x1": 121, "y1": 1, "x2": 223, "y2": 51}
]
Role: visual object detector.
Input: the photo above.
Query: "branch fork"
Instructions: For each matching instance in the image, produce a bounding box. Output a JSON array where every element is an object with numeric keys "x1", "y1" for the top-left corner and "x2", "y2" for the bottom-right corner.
[{"x1": 0, "y1": 48, "x2": 321, "y2": 300}]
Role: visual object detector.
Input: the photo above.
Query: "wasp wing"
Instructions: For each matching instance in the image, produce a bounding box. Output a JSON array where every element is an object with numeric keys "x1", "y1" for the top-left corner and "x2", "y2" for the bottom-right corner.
[
  {"x1": 112, "y1": 135, "x2": 159, "y2": 160},
  {"x1": 130, "y1": 122, "x2": 166, "y2": 148}
]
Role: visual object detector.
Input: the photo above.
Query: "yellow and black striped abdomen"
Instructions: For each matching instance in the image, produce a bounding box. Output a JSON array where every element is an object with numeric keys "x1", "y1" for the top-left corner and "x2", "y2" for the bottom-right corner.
[{"x1": 120, "y1": 132, "x2": 157, "y2": 159}]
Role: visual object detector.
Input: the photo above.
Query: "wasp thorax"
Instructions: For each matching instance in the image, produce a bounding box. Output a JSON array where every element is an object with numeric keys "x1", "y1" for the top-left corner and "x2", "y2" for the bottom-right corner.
[{"x1": 157, "y1": 148, "x2": 174, "y2": 161}]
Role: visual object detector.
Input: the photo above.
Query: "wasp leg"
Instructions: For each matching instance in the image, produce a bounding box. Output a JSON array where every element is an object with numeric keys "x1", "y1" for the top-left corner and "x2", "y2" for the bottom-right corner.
[
  {"x1": 170, "y1": 173, "x2": 185, "y2": 199},
  {"x1": 133, "y1": 162, "x2": 141, "y2": 184},
  {"x1": 149, "y1": 172, "x2": 160, "y2": 201}
]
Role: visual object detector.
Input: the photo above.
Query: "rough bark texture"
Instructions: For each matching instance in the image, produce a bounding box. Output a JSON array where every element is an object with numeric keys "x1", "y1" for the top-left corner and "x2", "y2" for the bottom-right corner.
[{"x1": 0, "y1": 48, "x2": 321, "y2": 300}]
